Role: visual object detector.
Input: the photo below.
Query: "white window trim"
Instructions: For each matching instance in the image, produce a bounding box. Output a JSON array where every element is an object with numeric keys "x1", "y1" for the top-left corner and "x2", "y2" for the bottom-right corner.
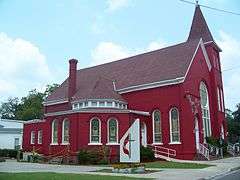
[
  {"x1": 107, "y1": 118, "x2": 119, "y2": 144},
  {"x1": 51, "y1": 119, "x2": 58, "y2": 144},
  {"x1": 220, "y1": 88, "x2": 224, "y2": 112},
  {"x1": 30, "y1": 131, "x2": 35, "y2": 144},
  {"x1": 169, "y1": 107, "x2": 181, "y2": 143},
  {"x1": 89, "y1": 117, "x2": 101, "y2": 144},
  {"x1": 217, "y1": 87, "x2": 221, "y2": 111},
  {"x1": 152, "y1": 110, "x2": 162, "y2": 144},
  {"x1": 37, "y1": 130, "x2": 42, "y2": 144},
  {"x1": 62, "y1": 119, "x2": 70, "y2": 144},
  {"x1": 200, "y1": 82, "x2": 212, "y2": 139}
]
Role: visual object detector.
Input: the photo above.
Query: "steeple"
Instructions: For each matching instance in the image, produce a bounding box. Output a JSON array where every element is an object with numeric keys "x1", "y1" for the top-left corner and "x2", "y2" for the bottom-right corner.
[{"x1": 187, "y1": 5, "x2": 214, "y2": 42}]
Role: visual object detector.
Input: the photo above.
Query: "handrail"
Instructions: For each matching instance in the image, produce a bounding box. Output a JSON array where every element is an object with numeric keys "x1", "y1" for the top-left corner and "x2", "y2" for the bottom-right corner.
[
  {"x1": 149, "y1": 144, "x2": 176, "y2": 158},
  {"x1": 198, "y1": 143, "x2": 210, "y2": 160}
]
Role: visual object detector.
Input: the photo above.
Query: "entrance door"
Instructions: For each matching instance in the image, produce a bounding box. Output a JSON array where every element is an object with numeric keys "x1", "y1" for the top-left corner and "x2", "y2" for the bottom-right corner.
[
  {"x1": 195, "y1": 118, "x2": 200, "y2": 150},
  {"x1": 141, "y1": 122, "x2": 147, "y2": 147}
]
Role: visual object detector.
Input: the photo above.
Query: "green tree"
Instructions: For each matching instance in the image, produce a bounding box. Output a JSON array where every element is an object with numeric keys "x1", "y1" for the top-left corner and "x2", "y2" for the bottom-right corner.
[
  {"x1": 0, "y1": 84, "x2": 59, "y2": 120},
  {"x1": 226, "y1": 106, "x2": 240, "y2": 143},
  {"x1": 0, "y1": 97, "x2": 19, "y2": 119}
]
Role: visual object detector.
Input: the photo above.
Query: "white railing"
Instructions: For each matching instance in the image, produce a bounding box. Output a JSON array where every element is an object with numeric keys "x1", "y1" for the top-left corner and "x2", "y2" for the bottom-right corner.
[
  {"x1": 207, "y1": 143, "x2": 222, "y2": 158},
  {"x1": 227, "y1": 143, "x2": 240, "y2": 156},
  {"x1": 227, "y1": 144, "x2": 235, "y2": 156},
  {"x1": 198, "y1": 143, "x2": 210, "y2": 160},
  {"x1": 149, "y1": 145, "x2": 176, "y2": 158}
]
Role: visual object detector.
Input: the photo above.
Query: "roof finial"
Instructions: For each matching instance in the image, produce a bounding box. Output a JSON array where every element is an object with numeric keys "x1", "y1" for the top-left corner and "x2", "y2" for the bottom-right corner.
[{"x1": 195, "y1": 0, "x2": 199, "y2": 6}]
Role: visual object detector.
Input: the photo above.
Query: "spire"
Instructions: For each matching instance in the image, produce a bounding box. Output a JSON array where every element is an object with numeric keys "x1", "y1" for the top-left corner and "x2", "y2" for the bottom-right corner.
[{"x1": 187, "y1": 5, "x2": 214, "y2": 42}]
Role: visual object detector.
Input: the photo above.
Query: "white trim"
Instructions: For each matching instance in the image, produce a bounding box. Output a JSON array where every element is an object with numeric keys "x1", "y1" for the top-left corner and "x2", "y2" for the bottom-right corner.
[
  {"x1": 168, "y1": 142, "x2": 181, "y2": 145},
  {"x1": 43, "y1": 99, "x2": 68, "y2": 106},
  {"x1": 106, "y1": 143, "x2": 120, "y2": 145},
  {"x1": 152, "y1": 110, "x2": 162, "y2": 144},
  {"x1": 169, "y1": 107, "x2": 180, "y2": 143},
  {"x1": 217, "y1": 87, "x2": 221, "y2": 111},
  {"x1": 118, "y1": 77, "x2": 184, "y2": 94},
  {"x1": 37, "y1": 130, "x2": 42, "y2": 144},
  {"x1": 50, "y1": 143, "x2": 59, "y2": 146},
  {"x1": 183, "y1": 39, "x2": 212, "y2": 82},
  {"x1": 152, "y1": 143, "x2": 163, "y2": 145},
  {"x1": 24, "y1": 119, "x2": 46, "y2": 124},
  {"x1": 51, "y1": 119, "x2": 58, "y2": 144},
  {"x1": 220, "y1": 88, "x2": 224, "y2": 113},
  {"x1": 107, "y1": 118, "x2": 119, "y2": 144},
  {"x1": 89, "y1": 117, "x2": 101, "y2": 144},
  {"x1": 45, "y1": 109, "x2": 150, "y2": 117},
  {"x1": 88, "y1": 143, "x2": 103, "y2": 145},
  {"x1": 60, "y1": 143, "x2": 70, "y2": 145},
  {"x1": 62, "y1": 118, "x2": 70, "y2": 144}
]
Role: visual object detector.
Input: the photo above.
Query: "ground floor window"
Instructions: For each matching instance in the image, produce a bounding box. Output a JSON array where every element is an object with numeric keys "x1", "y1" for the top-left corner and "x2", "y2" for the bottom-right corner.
[
  {"x1": 30, "y1": 131, "x2": 35, "y2": 144},
  {"x1": 170, "y1": 107, "x2": 180, "y2": 143},
  {"x1": 90, "y1": 118, "x2": 101, "y2": 143},
  {"x1": 51, "y1": 119, "x2": 58, "y2": 144},
  {"x1": 62, "y1": 119, "x2": 70, "y2": 144},
  {"x1": 108, "y1": 118, "x2": 118, "y2": 143},
  {"x1": 152, "y1": 110, "x2": 162, "y2": 143},
  {"x1": 38, "y1": 130, "x2": 42, "y2": 144}
]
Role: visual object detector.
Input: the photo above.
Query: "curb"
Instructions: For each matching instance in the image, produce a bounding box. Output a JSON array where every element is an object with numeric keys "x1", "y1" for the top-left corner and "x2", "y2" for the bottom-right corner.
[{"x1": 203, "y1": 166, "x2": 240, "y2": 180}]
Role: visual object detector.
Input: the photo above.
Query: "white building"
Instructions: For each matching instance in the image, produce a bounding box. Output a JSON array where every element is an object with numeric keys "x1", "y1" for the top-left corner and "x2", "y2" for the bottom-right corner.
[{"x1": 0, "y1": 119, "x2": 24, "y2": 149}]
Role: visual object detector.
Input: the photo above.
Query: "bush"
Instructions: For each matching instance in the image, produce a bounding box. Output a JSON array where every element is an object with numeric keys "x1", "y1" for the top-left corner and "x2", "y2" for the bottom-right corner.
[
  {"x1": 78, "y1": 149, "x2": 100, "y2": 165},
  {"x1": 140, "y1": 146, "x2": 155, "y2": 162},
  {"x1": 0, "y1": 149, "x2": 18, "y2": 158}
]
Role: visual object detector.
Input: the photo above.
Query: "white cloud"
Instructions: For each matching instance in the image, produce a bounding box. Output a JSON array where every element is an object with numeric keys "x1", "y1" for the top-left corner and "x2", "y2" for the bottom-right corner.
[
  {"x1": 217, "y1": 31, "x2": 240, "y2": 110},
  {"x1": 91, "y1": 40, "x2": 167, "y2": 66},
  {"x1": 106, "y1": 0, "x2": 130, "y2": 12},
  {"x1": 0, "y1": 32, "x2": 52, "y2": 101}
]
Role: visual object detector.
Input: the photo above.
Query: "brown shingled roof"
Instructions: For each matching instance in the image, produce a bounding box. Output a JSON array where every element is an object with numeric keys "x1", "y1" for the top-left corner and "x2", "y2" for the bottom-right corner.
[
  {"x1": 46, "y1": 39, "x2": 200, "y2": 102},
  {"x1": 187, "y1": 5, "x2": 214, "y2": 42}
]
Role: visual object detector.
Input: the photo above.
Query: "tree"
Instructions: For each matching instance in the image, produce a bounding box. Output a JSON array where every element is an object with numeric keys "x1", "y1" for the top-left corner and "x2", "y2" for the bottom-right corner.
[
  {"x1": 226, "y1": 106, "x2": 240, "y2": 143},
  {"x1": 0, "y1": 97, "x2": 19, "y2": 119},
  {"x1": 0, "y1": 84, "x2": 59, "y2": 120}
]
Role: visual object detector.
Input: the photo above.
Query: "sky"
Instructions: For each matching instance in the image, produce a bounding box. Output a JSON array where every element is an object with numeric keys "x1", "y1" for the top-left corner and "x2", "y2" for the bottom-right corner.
[{"x1": 0, "y1": 0, "x2": 239, "y2": 110}]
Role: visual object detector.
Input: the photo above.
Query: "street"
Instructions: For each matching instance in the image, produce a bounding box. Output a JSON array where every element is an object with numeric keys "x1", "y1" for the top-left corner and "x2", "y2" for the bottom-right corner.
[{"x1": 213, "y1": 169, "x2": 240, "y2": 180}]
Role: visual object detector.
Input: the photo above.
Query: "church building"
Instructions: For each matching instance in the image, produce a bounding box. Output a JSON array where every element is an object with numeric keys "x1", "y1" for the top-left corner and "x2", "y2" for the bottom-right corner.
[{"x1": 22, "y1": 5, "x2": 227, "y2": 161}]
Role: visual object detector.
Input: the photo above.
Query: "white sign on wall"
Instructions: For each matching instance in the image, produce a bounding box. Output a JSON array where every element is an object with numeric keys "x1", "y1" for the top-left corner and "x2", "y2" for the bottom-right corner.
[{"x1": 120, "y1": 118, "x2": 140, "y2": 163}]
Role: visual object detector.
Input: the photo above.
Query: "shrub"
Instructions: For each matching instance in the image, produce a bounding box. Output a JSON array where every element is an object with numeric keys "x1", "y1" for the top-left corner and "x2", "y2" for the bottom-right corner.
[
  {"x1": 78, "y1": 149, "x2": 100, "y2": 165},
  {"x1": 140, "y1": 146, "x2": 155, "y2": 162},
  {"x1": 0, "y1": 149, "x2": 18, "y2": 158}
]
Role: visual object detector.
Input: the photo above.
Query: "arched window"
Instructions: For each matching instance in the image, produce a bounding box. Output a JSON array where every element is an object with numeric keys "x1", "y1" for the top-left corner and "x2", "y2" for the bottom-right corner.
[
  {"x1": 170, "y1": 108, "x2": 180, "y2": 143},
  {"x1": 62, "y1": 119, "x2": 70, "y2": 144},
  {"x1": 51, "y1": 119, "x2": 58, "y2": 144},
  {"x1": 152, "y1": 110, "x2": 162, "y2": 144},
  {"x1": 200, "y1": 82, "x2": 211, "y2": 138},
  {"x1": 90, "y1": 118, "x2": 101, "y2": 143},
  {"x1": 108, "y1": 118, "x2": 118, "y2": 144}
]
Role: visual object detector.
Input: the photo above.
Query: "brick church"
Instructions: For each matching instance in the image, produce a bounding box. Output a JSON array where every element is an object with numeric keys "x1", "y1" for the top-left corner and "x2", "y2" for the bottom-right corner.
[{"x1": 23, "y1": 5, "x2": 226, "y2": 161}]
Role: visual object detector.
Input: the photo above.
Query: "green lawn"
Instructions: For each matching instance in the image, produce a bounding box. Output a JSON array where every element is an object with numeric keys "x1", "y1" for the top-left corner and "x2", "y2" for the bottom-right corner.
[
  {"x1": 0, "y1": 172, "x2": 148, "y2": 180},
  {"x1": 144, "y1": 161, "x2": 212, "y2": 169}
]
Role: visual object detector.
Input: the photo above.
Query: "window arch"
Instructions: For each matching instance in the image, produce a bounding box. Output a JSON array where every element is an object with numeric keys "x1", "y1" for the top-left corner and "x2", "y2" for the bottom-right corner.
[
  {"x1": 107, "y1": 118, "x2": 118, "y2": 144},
  {"x1": 51, "y1": 119, "x2": 58, "y2": 144},
  {"x1": 200, "y1": 82, "x2": 211, "y2": 139},
  {"x1": 152, "y1": 110, "x2": 162, "y2": 144},
  {"x1": 62, "y1": 119, "x2": 70, "y2": 144},
  {"x1": 169, "y1": 107, "x2": 180, "y2": 143},
  {"x1": 90, "y1": 118, "x2": 101, "y2": 144}
]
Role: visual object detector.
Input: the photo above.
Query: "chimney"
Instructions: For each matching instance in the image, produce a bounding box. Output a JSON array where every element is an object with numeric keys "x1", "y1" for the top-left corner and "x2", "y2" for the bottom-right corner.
[{"x1": 68, "y1": 59, "x2": 78, "y2": 100}]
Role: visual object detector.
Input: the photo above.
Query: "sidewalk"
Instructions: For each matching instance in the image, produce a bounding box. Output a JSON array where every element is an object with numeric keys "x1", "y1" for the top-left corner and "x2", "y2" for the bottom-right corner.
[{"x1": 0, "y1": 157, "x2": 240, "y2": 180}]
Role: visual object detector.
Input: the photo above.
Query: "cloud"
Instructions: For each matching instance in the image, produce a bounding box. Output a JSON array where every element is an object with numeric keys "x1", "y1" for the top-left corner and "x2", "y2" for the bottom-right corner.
[
  {"x1": 91, "y1": 40, "x2": 167, "y2": 66},
  {"x1": 217, "y1": 31, "x2": 240, "y2": 110},
  {"x1": 0, "y1": 32, "x2": 52, "y2": 101},
  {"x1": 106, "y1": 0, "x2": 130, "y2": 12}
]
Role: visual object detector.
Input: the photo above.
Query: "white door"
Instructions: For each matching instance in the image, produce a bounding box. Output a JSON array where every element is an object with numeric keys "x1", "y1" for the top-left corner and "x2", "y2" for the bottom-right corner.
[
  {"x1": 141, "y1": 122, "x2": 147, "y2": 147},
  {"x1": 195, "y1": 118, "x2": 200, "y2": 150}
]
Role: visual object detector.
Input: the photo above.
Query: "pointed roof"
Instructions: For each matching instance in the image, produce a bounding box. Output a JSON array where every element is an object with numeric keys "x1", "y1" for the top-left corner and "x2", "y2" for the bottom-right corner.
[{"x1": 187, "y1": 5, "x2": 214, "y2": 42}]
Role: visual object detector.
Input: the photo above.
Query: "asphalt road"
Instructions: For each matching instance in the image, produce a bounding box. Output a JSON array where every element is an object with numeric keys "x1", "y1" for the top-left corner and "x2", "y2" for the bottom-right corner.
[{"x1": 213, "y1": 169, "x2": 240, "y2": 180}]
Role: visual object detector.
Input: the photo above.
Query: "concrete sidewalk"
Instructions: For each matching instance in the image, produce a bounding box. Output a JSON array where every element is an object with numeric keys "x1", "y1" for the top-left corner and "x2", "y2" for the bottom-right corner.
[{"x1": 0, "y1": 157, "x2": 240, "y2": 180}]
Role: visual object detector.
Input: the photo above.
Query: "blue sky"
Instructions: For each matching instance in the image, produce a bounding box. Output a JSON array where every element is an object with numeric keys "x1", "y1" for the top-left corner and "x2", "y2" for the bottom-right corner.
[{"x1": 0, "y1": 0, "x2": 239, "y2": 110}]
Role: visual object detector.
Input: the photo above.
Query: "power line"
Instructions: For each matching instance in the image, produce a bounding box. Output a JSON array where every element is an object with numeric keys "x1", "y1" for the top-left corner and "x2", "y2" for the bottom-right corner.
[
  {"x1": 222, "y1": 65, "x2": 240, "y2": 72},
  {"x1": 180, "y1": 0, "x2": 240, "y2": 16}
]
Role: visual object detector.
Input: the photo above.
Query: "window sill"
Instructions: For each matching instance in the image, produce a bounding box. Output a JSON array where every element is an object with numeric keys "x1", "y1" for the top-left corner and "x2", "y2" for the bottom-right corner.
[
  {"x1": 88, "y1": 143, "x2": 102, "y2": 146},
  {"x1": 50, "y1": 143, "x2": 59, "y2": 146},
  {"x1": 106, "y1": 143, "x2": 119, "y2": 145},
  {"x1": 152, "y1": 143, "x2": 163, "y2": 145},
  {"x1": 60, "y1": 143, "x2": 70, "y2": 145},
  {"x1": 168, "y1": 142, "x2": 181, "y2": 145}
]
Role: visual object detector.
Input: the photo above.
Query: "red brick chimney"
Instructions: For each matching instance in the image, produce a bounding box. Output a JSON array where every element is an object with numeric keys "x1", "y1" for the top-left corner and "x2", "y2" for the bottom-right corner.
[{"x1": 68, "y1": 59, "x2": 78, "y2": 100}]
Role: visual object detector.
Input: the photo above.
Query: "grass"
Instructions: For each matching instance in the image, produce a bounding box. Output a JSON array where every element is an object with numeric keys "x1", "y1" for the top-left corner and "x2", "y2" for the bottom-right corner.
[
  {"x1": 144, "y1": 161, "x2": 212, "y2": 169},
  {"x1": 0, "y1": 172, "x2": 149, "y2": 180}
]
